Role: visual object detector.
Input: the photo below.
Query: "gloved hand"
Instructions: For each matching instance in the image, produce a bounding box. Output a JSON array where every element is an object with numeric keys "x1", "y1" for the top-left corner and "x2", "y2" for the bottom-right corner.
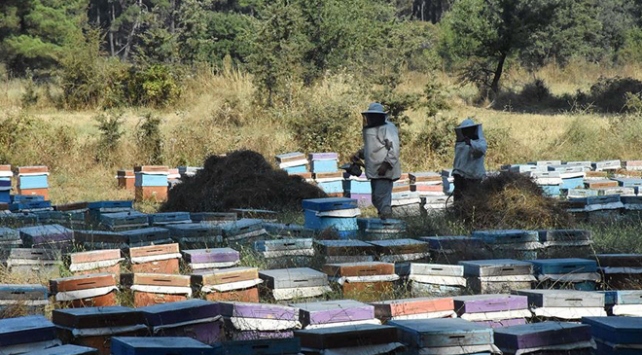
[
  {"x1": 351, "y1": 154, "x2": 362, "y2": 164},
  {"x1": 464, "y1": 137, "x2": 471, "y2": 145},
  {"x1": 377, "y1": 162, "x2": 392, "y2": 176}
]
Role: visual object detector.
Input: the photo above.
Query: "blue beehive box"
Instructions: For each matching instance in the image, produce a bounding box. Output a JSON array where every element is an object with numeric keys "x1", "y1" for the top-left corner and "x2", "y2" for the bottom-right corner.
[
  {"x1": 600, "y1": 290, "x2": 642, "y2": 316},
  {"x1": 356, "y1": 218, "x2": 407, "y2": 240},
  {"x1": 316, "y1": 180, "x2": 343, "y2": 194},
  {"x1": 0, "y1": 226, "x2": 21, "y2": 248},
  {"x1": 165, "y1": 223, "x2": 222, "y2": 249},
  {"x1": 9, "y1": 200, "x2": 52, "y2": 212},
  {"x1": 0, "y1": 284, "x2": 48, "y2": 316},
  {"x1": 310, "y1": 159, "x2": 338, "y2": 174},
  {"x1": 220, "y1": 218, "x2": 265, "y2": 242},
  {"x1": 350, "y1": 180, "x2": 372, "y2": 194},
  {"x1": 100, "y1": 211, "x2": 149, "y2": 231},
  {"x1": 119, "y1": 227, "x2": 173, "y2": 247},
  {"x1": 0, "y1": 211, "x2": 39, "y2": 228},
  {"x1": 10, "y1": 194, "x2": 45, "y2": 203},
  {"x1": 34, "y1": 210, "x2": 86, "y2": 229},
  {"x1": 212, "y1": 338, "x2": 301, "y2": 355},
  {"x1": 18, "y1": 224, "x2": 73, "y2": 249},
  {"x1": 0, "y1": 178, "x2": 10, "y2": 203},
  {"x1": 111, "y1": 336, "x2": 215, "y2": 355},
  {"x1": 148, "y1": 212, "x2": 192, "y2": 226},
  {"x1": 388, "y1": 318, "x2": 494, "y2": 351},
  {"x1": 135, "y1": 172, "x2": 168, "y2": 187},
  {"x1": 471, "y1": 229, "x2": 540, "y2": 260},
  {"x1": 531, "y1": 258, "x2": 599, "y2": 291},
  {"x1": 303, "y1": 210, "x2": 358, "y2": 237},
  {"x1": 303, "y1": 198, "x2": 359, "y2": 238},
  {"x1": 86, "y1": 200, "x2": 134, "y2": 227},
  {"x1": 561, "y1": 173, "x2": 585, "y2": 190},
  {"x1": 284, "y1": 164, "x2": 308, "y2": 174},
  {"x1": 22, "y1": 344, "x2": 98, "y2": 355},
  {"x1": 493, "y1": 322, "x2": 593, "y2": 355},
  {"x1": 472, "y1": 229, "x2": 539, "y2": 244},
  {"x1": 582, "y1": 316, "x2": 642, "y2": 346},
  {"x1": 87, "y1": 200, "x2": 134, "y2": 211},
  {"x1": 0, "y1": 315, "x2": 58, "y2": 350},
  {"x1": 17, "y1": 174, "x2": 49, "y2": 189},
  {"x1": 302, "y1": 197, "x2": 358, "y2": 212},
  {"x1": 262, "y1": 223, "x2": 316, "y2": 238}
]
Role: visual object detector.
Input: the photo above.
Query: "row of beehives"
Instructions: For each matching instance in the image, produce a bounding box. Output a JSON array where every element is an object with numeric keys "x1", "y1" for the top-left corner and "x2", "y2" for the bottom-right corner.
[
  {"x1": 1, "y1": 289, "x2": 640, "y2": 355},
  {"x1": 3, "y1": 243, "x2": 639, "y2": 308}
]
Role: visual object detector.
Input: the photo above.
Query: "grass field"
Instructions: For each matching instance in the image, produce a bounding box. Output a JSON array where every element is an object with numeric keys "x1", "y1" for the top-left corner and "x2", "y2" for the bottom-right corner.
[{"x1": 2, "y1": 61, "x2": 642, "y2": 257}]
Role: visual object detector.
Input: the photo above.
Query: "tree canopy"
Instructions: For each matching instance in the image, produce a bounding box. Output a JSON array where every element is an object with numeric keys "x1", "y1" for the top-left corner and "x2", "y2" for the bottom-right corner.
[{"x1": 1, "y1": 0, "x2": 641, "y2": 105}]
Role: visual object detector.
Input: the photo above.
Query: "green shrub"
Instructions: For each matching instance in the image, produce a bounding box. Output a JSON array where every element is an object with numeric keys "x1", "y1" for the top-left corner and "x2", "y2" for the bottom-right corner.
[
  {"x1": 135, "y1": 113, "x2": 163, "y2": 165},
  {"x1": 408, "y1": 115, "x2": 459, "y2": 169},
  {"x1": 127, "y1": 64, "x2": 182, "y2": 108},
  {"x1": 586, "y1": 76, "x2": 642, "y2": 113},
  {"x1": 20, "y1": 72, "x2": 39, "y2": 108},
  {"x1": 289, "y1": 100, "x2": 361, "y2": 160},
  {"x1": 94, "y1": 112, "x2": 124, "y2": 165}
]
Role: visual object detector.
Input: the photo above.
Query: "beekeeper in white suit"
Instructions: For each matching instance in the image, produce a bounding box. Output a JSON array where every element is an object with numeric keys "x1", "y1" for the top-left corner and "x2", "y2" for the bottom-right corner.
[
  {"x1": 452, "y1": 118, "x2": 487, "y2": 202},
  {"x1": 352, "y1": 102, "x2": 401, "y2": 219}
]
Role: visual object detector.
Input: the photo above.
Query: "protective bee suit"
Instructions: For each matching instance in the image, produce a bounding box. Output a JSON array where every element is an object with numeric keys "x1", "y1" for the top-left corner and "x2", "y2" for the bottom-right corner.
[
  {"x1": 353, "y1": 102, "x2": 401, "y2": 219},
  {"x1": 452, "y1": 118, "x2": 487, "y2": 202}
]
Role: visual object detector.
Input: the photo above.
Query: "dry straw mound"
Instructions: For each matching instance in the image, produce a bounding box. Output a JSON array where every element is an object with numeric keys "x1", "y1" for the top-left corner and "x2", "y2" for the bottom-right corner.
[
  {"x1": 161, "y1": 150, "x2": 327, "y2": 212},
  {"x1": 452, "y1": 171, "x2": 573, "y2": 230}
]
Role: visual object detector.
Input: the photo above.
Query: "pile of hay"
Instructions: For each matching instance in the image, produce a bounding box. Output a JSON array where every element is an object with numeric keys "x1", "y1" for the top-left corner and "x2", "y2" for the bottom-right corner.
[
  {"x1": 450, "y1": 171, "x2": 573, "y2": 230},
  {"x1": 161, "y1": 150, "x2": 327, "y2": 212}
]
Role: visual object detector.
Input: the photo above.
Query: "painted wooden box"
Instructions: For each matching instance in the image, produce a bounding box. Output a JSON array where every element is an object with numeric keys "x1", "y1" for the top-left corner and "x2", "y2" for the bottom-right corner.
[
  {"x1": 262, "y1": 223, "x2": 316, "y2": 238},
  {"x1": 530, "y1": 258, "x2": 600, "y2": 291},
  {"x1": 356, "y1": 218, "x2": 407, "y2": 240},
  {"x1": 459, "y1": 259, "x2": 535, "y2": 294},
  {"x1": 52, "y1": 306, "x2": 149, "y2": 355},
  {"x1": 17, "y1": 224, "x2": 73, "y2": 250},
  {"x1": 23, "y1": 344, "x2": 99, "y2": 355},
  {"x1": 493, "y1": 321, "x2": 593, "y2": 355},
  {"x1": 5, "y1": 247, "x2": 62, "y2": 276},
  {"x1": 291, "y1": 299, "x2": 377, "y2": 328},
  {"x1": 259, "y1": 267, "x2": 330, "y2": 301},
  {"x1": 512, "y1": 289, "x2": 606, "y2": 320},
  {"x1": 408, "y1": 263, "x2": 466, "y2": 297},
  {"x1": 128, "y1": 243, "x2": 181, "y2": 274},
  {"x1": 68, "y1": 249, "x2": 123, "y2": 276},
  {"x1": 220, "y1": 218, "x2": 266, "y2": 243},
  {"x1": 140, "y1": 299, "x2": 224, "y2": 344},
  {"x1": 371, "y1": 296, "x2": 455, "y2": 321},
  {"x1": 388, "y1": 318, "x2": 497, "y2": 354},
  {"x1": 165, "y1": 223, "x2": 223, "y2": 249},
  {"x1": 122, "y1": 272, "x2": 192, "y2": 307},
  {"x1": 190, "y1": 212, "x2": 237, "y2": 225},
  {"x1": 49, "y1": 273, "x2": 118, "y2": 307},
  {"x1": 313, "y1": 239, "x2": 376, "y2": 263},
  {"x1": 419, "y1": 236, "x2": 485, "y2": 263},
  {"x1": 212, "y1": 338, "x2": 300, "y2": 355},
  {"x1": 100, "y1": 211, "x2": 149, "y2": 231},
  {"x1": 0, "y1": 315, "x2": 60, "y2": 353},
  {"x1": 0, "y1": 284, "x2": 48, "y2": 317},
  {"x1": 453, "y1": 294, "x2": 530, "y2": 327},
  {"x1": 111, "y1": 336, "x2": 215, "y2": 355},
  {"x1": 183, "y1": 247, "x2": 240, "y2": 272},
  {"x1": 323, "y1": 262, "x2": 398, "y2": 300},
  {"x1": 595, "y1": 253, "x2": 642, "y2": 289},
  {"x1": 0, "y1": 226, "x2": 21, "y2": 249},
  {"x1": 147, "y1": 212, "x2": 192, "y2": 226},
  {"x1": 582, "y1": 316, "x2": 642, "y2": 345},
  {"x1": 367, "y1": 238, "x2": 430, "y2": 264},
  {"x1": 192, "y1": 267, "x2": 261, "y2": 303},
  {"x1": 219, "y1": 301, "x2": 301, "y2": 337},
  {"x1": 120, "y1": 227, "x2": 174, "y2": 247},
  {"x1": 294, "y1": 323, "x2": 400, "y2": 350}
]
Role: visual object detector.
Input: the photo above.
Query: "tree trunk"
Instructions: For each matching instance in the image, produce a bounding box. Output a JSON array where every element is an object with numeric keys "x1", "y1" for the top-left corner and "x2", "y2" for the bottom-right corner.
[
  {"x1": 490, "y1": 52, "x2": 506, "y2": 95},
  {"x1": 110, "y1": 3, "x2": 116, "y2": 56}
]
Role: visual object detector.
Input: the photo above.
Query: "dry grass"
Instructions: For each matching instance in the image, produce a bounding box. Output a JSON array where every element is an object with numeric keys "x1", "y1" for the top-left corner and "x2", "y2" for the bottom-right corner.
[{"x1": 0, "y1": 61, "x2": 641, "y2": 206}]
